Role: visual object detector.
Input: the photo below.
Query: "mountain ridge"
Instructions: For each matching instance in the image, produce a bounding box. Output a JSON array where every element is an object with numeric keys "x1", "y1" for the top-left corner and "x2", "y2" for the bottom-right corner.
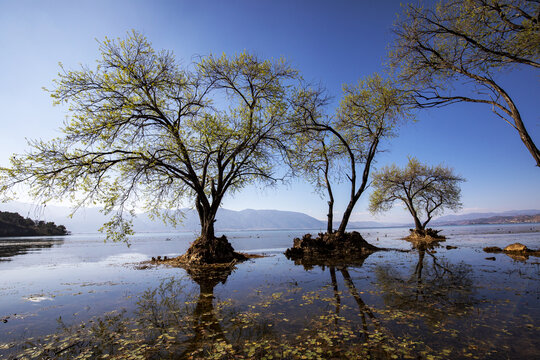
[
  {"x1": 0, "y1": 202, "x2": 399, "y2": 233},
  {"x1": 1, "y1": 202, "x2": 538, "y2": 234}
]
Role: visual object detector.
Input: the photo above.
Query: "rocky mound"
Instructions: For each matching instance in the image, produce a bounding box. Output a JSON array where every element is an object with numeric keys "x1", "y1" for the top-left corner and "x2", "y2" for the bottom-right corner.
[
  {"x1": 404, "y1": 228, "x2": 446, "y2": 241},
  {"x1": 483, "y1": 242, "x2": 540, "y2": 261},
  {"x1": 285, "y1": 231, "x2": 379, "y2": 266}
]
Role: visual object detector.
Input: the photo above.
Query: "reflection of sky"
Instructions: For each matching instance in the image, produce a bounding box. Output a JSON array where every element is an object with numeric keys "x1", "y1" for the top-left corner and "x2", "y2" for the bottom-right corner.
[{"x1": 0, "y1": 224, "x2": 539, "y2": 347}]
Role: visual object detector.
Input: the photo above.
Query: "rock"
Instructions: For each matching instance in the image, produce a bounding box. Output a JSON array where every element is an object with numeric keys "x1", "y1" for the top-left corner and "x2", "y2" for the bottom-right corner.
[
  {"x1": 284, "y1": 231, "x2": 379, "y2": 265},
  {"x1": 485, "y1": 257, "x2": 496, "y2": 261},
  {"x1": 446, "y1": 245, "x2": 458, "y2": 250},
  {"x1": 184, "y1": 235, "x2": 245, "y2": 264},
  {"x1": 503, "y1": 243, "x2": 528, "y2": 252},
  {"x1": 483, "y1": 246, "x2": 502, "y2": 253},
  {"x1": 405, "y1": 228, "x2": 446, "y2": 241}
]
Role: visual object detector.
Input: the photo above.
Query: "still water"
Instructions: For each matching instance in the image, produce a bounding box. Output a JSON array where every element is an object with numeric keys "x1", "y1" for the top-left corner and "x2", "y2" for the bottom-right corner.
[{"x1": 0, "y1": 224, "x2": 539, "y2": 359}]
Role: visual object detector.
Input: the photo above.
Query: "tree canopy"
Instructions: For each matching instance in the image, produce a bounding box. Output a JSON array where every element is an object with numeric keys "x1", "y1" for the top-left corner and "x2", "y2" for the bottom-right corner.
[
  {"x1": 289, "y1": 74, "x2": 412, "y2": 236},
  {"x1": 390, "y1": 0, "x2": 540, "y2": 166},
  {"x1": 0, "y1": 32, "x2": 297, "y2": 263},
  {"x1": 369, "y1": 158, "x2": 465, "y2": 231}
]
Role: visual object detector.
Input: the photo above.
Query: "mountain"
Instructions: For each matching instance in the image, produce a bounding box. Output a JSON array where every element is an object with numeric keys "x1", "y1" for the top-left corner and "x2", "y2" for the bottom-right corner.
[
  {"x1": 334, "y1": 220, "x2": 403, "y2": 229},
  {"x1": 0, "y1": 201, "x2": 399, "y2": 233},
  {"x1": 433, "y1": 210, "x2": 540, "y2": 225}
]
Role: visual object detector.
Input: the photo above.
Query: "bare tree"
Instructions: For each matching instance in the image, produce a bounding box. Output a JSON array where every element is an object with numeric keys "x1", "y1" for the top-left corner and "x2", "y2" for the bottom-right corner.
[
  {"x1": 369, "y1": 158, "x2": 465, "y2": 235},
  {"x1": 390, "y1": 0, "x2": 540, "y2": 166},
  {"x1": 0, "y1": 32, "x2": 297, "y2": 264}
]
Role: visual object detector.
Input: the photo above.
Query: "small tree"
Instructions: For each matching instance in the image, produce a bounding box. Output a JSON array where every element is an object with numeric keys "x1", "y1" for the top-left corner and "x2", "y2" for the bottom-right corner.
[
  {"x1": 0, "y1": 32, "x2": 297, "y2": 264},
  {"x1": 369, "y1": 158, "x2": 465, "y2": 235},
  {"x1": 288, "y1": 131, "x2": 341, "y2": 234},
  {"x1": 290, "y1": 74, "x2": 411, "y2": 238},
  {"x1": 390, "y1": 0, "x2": 540, "y2": 166}
]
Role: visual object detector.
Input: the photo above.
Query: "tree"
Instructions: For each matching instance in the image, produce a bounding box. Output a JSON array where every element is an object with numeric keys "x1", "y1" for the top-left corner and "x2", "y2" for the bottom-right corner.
[
  {"x1": 290, "y1": 74, "x2": 411, "y2": 237},
  {"x1": 369, "y1": 158, "x2": 465, "y2": 234},
  {"x1": 287, "y1": 90, "x2": 342, "y2": 234},
  {"x1": 289, "y1": 133, "x2": 341, "y2": 234},
  {"x1": 390, "y1": 0, "x2": 540, "y2": 166},
  {"x1": 0, "y1": 32, "x2": 297, "y2": 264}
]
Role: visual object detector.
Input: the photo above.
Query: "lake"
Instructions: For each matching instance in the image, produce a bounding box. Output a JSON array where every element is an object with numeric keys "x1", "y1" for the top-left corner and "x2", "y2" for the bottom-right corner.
[{"x1": 1, "y1": 224, "x2": 539, "y2": 359}]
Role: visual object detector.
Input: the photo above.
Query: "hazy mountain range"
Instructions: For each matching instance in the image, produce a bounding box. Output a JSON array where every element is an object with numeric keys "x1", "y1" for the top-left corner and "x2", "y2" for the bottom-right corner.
[
  {"x1": 431, "y1": 210, "x2": 540, "y2": 226},
  {"x1": 0, "y1": 202, "x2": 399, "y2": 233},
  {"x1": 0, "y1": 202, "x2": 538, "y2": 233},
  {"x1": 432, "y1": 209, "x2": 540, "y2": 223}
]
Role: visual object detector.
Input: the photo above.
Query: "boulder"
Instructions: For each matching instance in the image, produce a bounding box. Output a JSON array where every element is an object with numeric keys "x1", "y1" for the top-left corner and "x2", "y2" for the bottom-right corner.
[{"x1": 503, "y1": 243, "x2": 528, "y2": 252}]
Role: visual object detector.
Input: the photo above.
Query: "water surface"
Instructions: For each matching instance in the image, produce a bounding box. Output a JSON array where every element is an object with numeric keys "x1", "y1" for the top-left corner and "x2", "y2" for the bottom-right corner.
[{"x1": 0, "y1": 224, "x2": 539, "y2": 359}]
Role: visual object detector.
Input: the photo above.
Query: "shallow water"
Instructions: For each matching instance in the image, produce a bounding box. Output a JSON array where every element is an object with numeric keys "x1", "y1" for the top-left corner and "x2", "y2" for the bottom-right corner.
[{"x1": 0, "y1": 224, "x2": 539, "y2": 359}]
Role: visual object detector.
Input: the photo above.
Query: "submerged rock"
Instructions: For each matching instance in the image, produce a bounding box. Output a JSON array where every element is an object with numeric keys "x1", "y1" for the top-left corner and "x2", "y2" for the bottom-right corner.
[
  {"x1": 482, "y1": 243, "x2": 540, "y2": 262},
  {"x1": 483, "y1": 246, "x2": 503, "y2": 253}
]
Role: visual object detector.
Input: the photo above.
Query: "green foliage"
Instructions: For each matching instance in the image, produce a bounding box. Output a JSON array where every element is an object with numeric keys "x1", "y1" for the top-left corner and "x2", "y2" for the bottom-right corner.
[
  {"x1": 390, "y1": 0, "x2": 540, "y2": 165},
  {"x1": 0, "y1": 31, "x2": 298, "y2": 243},
  {"x1": 288, "y1": 74, "x2": 412, "y2": 233},
  {"x1": 369, "y1": 158, "x2": 464, "y2": 229},
  {"x1": 0, "y1": 211, "x2": 68, "y2": 237},
  {"x1": 391, "y1": 0, "x2": 539, "y2": 84}
]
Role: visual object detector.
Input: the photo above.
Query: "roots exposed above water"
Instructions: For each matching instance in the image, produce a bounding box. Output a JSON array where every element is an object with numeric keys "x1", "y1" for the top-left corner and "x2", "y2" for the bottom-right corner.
[
  {"x1": 404, "y1": 228, "x2": 446, "y2": 242},
  {"x1": 182, "y1": 235, "x2": 246, "y2": 265},
  {"x1": 285, "y1": 231, "x2": 379, "y2": 266}
]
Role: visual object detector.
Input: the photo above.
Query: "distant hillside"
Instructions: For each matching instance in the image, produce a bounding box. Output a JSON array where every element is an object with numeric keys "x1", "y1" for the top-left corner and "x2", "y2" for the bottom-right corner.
[
  {"x1": 434, "y1": 209, "x2": 540, "y2": 223},
  {"x1": 0, "y1": 211, "x2": 68, "y2": 237},
  {"x1": 432, "y1": 210, "x2": 540, "y2": 226},
  {"x1": 435, "y1": 214, "x2": 540, "y2": 226},
  {"x1": 0, "y1": 202, "x2": 397, "y2": 233}
]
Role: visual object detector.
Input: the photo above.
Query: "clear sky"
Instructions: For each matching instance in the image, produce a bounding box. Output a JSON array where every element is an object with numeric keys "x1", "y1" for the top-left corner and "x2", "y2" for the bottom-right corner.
[{"x1": 0, "y1": 0, "x2": 539, "y2": 223}]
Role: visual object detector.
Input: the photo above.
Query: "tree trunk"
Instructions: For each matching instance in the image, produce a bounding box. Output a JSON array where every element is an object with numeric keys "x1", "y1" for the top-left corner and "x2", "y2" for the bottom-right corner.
[
  {"x1": 413, "y1": 215, "x2": 423, "y2": 232},
  {"x1": 184, "y1": 195, "x2": 238, "y2": 264},
  {"x1": 324, "y1": 148, "x2": 335, "y2": 234},
  {"x1": 335, "y1": 135, "x2": 379, "y2": 238},
  {"x1": 336, "y1": 201, "x2": 355, "y2": 237},
  {"x1": 327, "y1": 199, "x2": 334, "y2": 234},
  {"x1": 511, "y1": 105, "x2": 540, "y2": 167},
  {"x1": 200, "y1": 216, "x2": 216, "y2": 241},
  {"x1": 478, "y1": 74, "x2": 540, "y2": 167}
]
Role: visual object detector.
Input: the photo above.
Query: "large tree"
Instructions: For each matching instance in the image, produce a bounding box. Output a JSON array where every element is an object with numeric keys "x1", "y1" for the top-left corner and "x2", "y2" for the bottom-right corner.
[
  {"x1": 369, "y1": 158, "x2": 465, "y2": 234},
  {"x1": 390, "y1": 0, "x2": 540, "y2": 166},
  {"x1": 290, "y1": 74, "x2": 411, "y2": 237},
  {"x1": 0, "y1": 32, "x2": 297, "y2": 264}
]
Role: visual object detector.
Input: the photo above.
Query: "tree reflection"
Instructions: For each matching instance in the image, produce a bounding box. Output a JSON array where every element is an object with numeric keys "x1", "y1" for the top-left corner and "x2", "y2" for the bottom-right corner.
[
  {"x1": 375, "y1": 241, "x2": 475, "y2": 325},
  {"x1": 132, "y1": 265, "x2": 237, "y2": 358},
  {"x1": 0, "y1": 237, "x2": 64, "y2": 261},
  {"x1": 292, "y1": 252, "x2": 396, "y2": 358}
]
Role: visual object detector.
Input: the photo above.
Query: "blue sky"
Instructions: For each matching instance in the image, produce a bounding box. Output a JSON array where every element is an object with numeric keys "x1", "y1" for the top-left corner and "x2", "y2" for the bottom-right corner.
[{"x1": 0, "y1": 0, "x2": 538, "y2": 223}]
